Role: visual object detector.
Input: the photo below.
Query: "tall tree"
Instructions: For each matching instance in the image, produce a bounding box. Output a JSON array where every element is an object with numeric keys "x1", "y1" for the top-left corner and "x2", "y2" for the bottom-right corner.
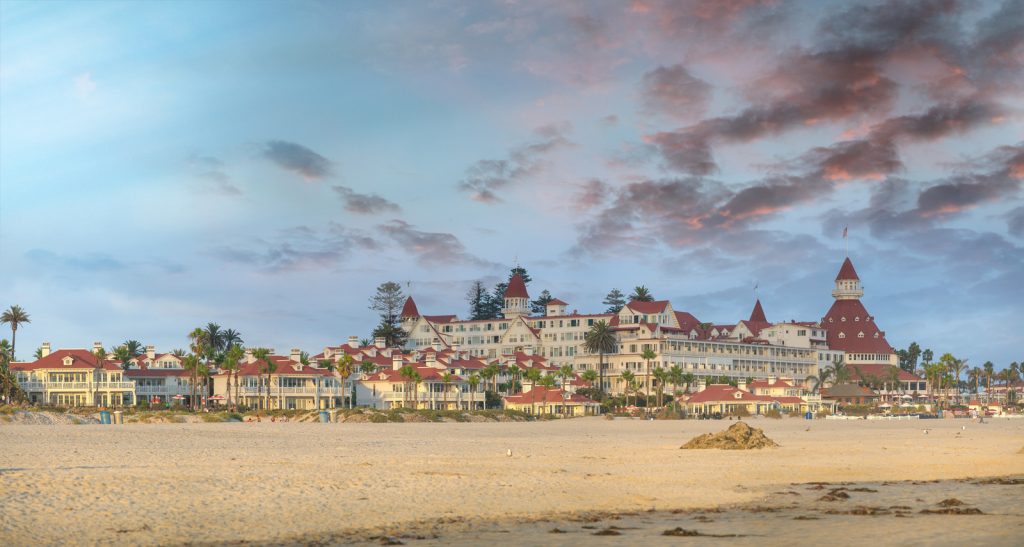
[
  {"x1": 488, "y1": 282, "x2": 508, "y2": 319},
  {"x1": 222, "y1": 329, "x2": 244, "y2": 350},
  {"x1": 468, "y1": 373, "x2": 480, "y2": 410},
  {"x1": 466, "y1": 281, "x2": 491, "y2": 320},
  {"x1": 223, "y1": 345, "x2": 244, "y2": 408},
  {"x1": 251, "y1": 348, "x2": 274, "y2": 410},
  {"x1": 584, "y1": 320, "x2": 617, "y2": 396},
  {"x1": 122, "y1": 340, "x2": 145, "y2": 360},
  {"x1": 629, "y1": 286, "x2": 654, "y2": 302},
  {"x1": 983, "y1": 361, "x2": 995, "y2": 401},
  {"x1": 369, "y1": 282, "x2": 407, "y2": 347},
  {"x1": 509, "y1": 266, "x2": 532, "y2": 285},
  {"x1": 530, "y1": 290, "x2": 554, "y2": 314},
  {"x1": 652, "y1": 367, "x2": 668, "y2": 407},
  {"x1": 603, "y1": 289, "x2": 626, "y2": 313},
  {"x1": 641, "y1": 347, "x2": 657, "y2": 405},
  {"x1": 0, "y1": 305, "x2": 30, "y2": 361}
]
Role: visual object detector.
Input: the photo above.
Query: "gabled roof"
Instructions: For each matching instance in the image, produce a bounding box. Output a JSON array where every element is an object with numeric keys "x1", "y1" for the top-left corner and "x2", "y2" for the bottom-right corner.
[
  {"x1": 12, "y1": 349, "x2": 123, "y2": 372},
  {"x1": 848, "y1": 364, "x2": 920, "y2": 382},
  {"x1": 503, "y1": 386, "x2": 597, "y2": 405},
  {"x1": 749, "y1": 299, "x2": 767, "y2": 323},
  {"x1": 836, "y1": 257, "x2": 860, "y2": 281},
  {"x1": 400, "y1": 296, "x2": 420, "y2": 318},
  {"x1": 748, "y1": 378, "x2": 795, "y2": 389},
  {"x1": 504, "y1": 273, "x2": 530, "y2": 299},
  {"x1": 547, "y1": 298, "x2": 568, "y2": 306},
  {"x1": 624, "y1": 300, "x2": 670, "y2": 314},
  {"x1": 673, "y1": 311, "x2": 701, "y2": 331}
]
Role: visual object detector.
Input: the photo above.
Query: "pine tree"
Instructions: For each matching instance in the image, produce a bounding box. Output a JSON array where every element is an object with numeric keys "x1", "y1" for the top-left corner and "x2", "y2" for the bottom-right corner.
[
  {"x1": 603, "y1": 288, "x2": 626, "y2": 313},
  {"x1": 531, "y1": 290, "x2": 553, "y2": 314},
  {"x1": 369, "y1": 282, "x2": 407, "y2": 347},
  {"x1": 488, "y1": 282, "x2": 508, "y2": 319},
  {"x1": 510, "y1": 266, "x2": 531, "y2": 285},
  {"x1": 467, "y1": 281, "x2": 490, "y2": 320}
]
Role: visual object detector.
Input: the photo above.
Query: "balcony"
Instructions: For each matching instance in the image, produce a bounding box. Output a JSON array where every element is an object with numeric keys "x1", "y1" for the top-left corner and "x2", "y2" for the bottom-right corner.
[
  {"x1": 136, "y1": 385, "x2": 190, "y2": 395},
  {"x1": 17, "y1": 381, "x2": 136, "y2": 391},
  {"x1": 237, "y1": 385, "x2": 348, "y2": 396}
]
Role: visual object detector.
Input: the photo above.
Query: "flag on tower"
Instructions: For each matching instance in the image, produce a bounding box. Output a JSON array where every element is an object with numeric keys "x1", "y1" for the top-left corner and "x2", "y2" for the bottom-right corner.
[{"x1": 842, "y1": 226, "x2": 848, "y2": 239}]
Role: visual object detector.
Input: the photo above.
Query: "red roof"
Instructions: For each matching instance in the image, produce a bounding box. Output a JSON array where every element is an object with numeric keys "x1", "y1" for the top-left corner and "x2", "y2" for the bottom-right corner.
[
  {"x1": 673, "y1": 311, "x2": 701, "y2": 331},
  {"x1": 12, "y1": 349, "x2": 124, "y2": 372},
  {"x1": 848, "y1": 364, "x2": 921, "y2": 382},
  {"x1": 233, "y1": 358, "x2": 334, "y2": 377},
  {"x1": 749, "y1": 299, "x2": 767, "y2": 323},
  {"x1": 748, "y1": 378, "x2": 795, "y2": 389},
  {"x1": 625, "y1": 300, "x2": 670, "y2": 314},
  {"x1": 821, "y1": 299, "x2": 894, "y2": 353},
  {"x1": 423, "y1": 314, "x2": 457, "y2": 323},
  {"x1": 504, "y1": 386, "x2": 596, "y2": 405},
  {"x1": 504, "y1": 273, "x2": 530, "y2": 299},
  {"x1": 547, "y1": 298, "x2": 568, "y2": 306},
  {"x1": 401, "y1": 296, "x2": 420, "y2": 318},
  {"x1": 686, "y1": 384, "x2": 762, "y2": 403},
  {"x1": 836, "y1": 257, "x2": 860, "y2": 281},
  {"x1": 124, "y1": 364, "x2": 189, "y2": 378}
]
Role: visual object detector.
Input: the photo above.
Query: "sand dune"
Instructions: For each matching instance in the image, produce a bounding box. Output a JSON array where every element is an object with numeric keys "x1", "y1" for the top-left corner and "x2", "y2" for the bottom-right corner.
[{"x1": 1, "y1": 417, "x2": 1022, "y2": 545}]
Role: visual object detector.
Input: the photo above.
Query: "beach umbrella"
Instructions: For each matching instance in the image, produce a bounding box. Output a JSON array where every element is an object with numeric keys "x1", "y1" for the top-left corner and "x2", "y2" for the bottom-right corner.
[
  {"x1": 171, "y1": 395, "x2": 185, "y2": 400},
  {"x1": 150, "y1": 397, "x2": 161, "y2": 404},
  {"x1": 209, "y1": 395, "x2": 225, "y2": 401}
]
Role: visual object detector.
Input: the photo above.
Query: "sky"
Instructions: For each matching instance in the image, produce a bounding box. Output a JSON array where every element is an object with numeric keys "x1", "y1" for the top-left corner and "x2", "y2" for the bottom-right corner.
[{"x1": 1, "y1": 0, "x2": 1021, "y2": 367}]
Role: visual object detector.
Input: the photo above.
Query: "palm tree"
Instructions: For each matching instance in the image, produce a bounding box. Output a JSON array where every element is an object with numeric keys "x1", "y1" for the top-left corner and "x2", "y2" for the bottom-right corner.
[
  {"x1": 581, "y1": 369, "x2": 598, "y2": 390},
  {"x1": 806, "y1": 366, "x2": 834, "y2": 394},
  {"x1": 525, "y1": 368, "x2": 542, "y2": 415},
  {"x1": 441, "y1": 372, "x2": 453, "y2": 410},
  {"x1": 249, "y1": 348, "x2": 271, "y2": 409},
  {"x1": 122, "y1": 340, "x2": 145, "y2": 360},
  {"x1": 886, "y1": 366, "x2": 901, "y2": 403},
  {"x1": 222, "y1": 329, "x2": 244, "y2": 351},
  {"x1": 399, "y1": 365, "x2": 417, "y2": 408},
  {"x1": 468, "y1": 373, "x2": 480, "y2": 411},
  {"x1": 652, "y1": 367, "x2": 668, "y2": 407},
  {"x1": 223, "y1": 345, "x2": 243, "y2": 407},
  {"x1": 584, "y1": 321, "x2": 616, "y2": 396},
  {"x1": 335, "y1": 354, "x2": 355, "y2": 408},
  {"x1": 557, "y1": 364, "x2": 574, "y2": 393},
  {"x1": 948, "y1": 357, "x2": 967, "y2": 405},
  {"x1": 412, "y1": 370, "x2": 422, "y2": 409},
  {"x1": 181, "y1": 354, "x2": 200, "y2": 409},
  {"x1": 621, "y1": 370, "x2": 635, "y2": 407},
  {"x1": 668, "y1": 365, "x2": 683, "y2": 409},
  {"x1": 480, "y1": 364, "x2": 496, "y2": 400},
  {"x1": 967, "y1": 367, "x2": 982, "y2": 396},
  {"x1": 91, "y1": 346, "x2": 108, "y2": 407},
  {"x1": 538, "y1": 374, "x2": 556, "y2": 415},
  {"x1": 112, "y1": 345, "x2": 133, "y2": 371},
  {"x1": 188, "y1": 328, "x2": 208, "y2": 410},
  {"x1": 629, "y1": 286, "x2": 654, "y2": 302},
  {"x1": 1, "y1": 338, "x2": 20, "y2": 404},
  {"x1": 0, "y1": 305, "x2": 30, "y2": 361},
  {"x1": 204, "y1": 323, "x2": 224, "y2": 354},
  {"x1": 641, "y1": 347, "x2": 656, "y2": 405},
  {"x1": 832, "y1": 360, "x2": 850, "y2": 384},
  {"x1": 359, "y1": 360, "x2": 376, "y2": 375},
  {"x1": 983, "y1": 361, "x2": 995, "y2": 402}
]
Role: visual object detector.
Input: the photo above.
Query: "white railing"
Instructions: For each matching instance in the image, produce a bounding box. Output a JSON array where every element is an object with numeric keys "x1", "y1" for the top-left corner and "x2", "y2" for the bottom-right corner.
[
  {"x1": 136, "y1": 385, "x2": 190, "y2": 395},
  {"x1": 237, "y1": 386, "x2": 347, "y2": 396},
  {"x1": 16, "y1": 381, "x2": 136, "y2": 391}
]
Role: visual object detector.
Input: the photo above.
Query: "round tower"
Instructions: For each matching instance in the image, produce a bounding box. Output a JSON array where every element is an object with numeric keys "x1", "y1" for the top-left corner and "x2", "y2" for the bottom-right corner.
[{"x1": 502, "y1": 273, "x2": 530, "y2": 318}]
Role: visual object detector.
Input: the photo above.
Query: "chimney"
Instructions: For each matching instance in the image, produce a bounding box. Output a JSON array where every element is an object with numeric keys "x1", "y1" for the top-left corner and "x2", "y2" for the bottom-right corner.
[
  {"x1": 244, "y1": 348, "x2": 255, "y2": 364},
  {"x1": 93, "y1": 342, "x2": 103, "y2": 355},
  {"x1": 392, "y1": 354, "x2": 403, "y2": 371},
  {"x1": 348, "y1": 336, "x2": 359, "y2": 348},
  {"x1": 145, "y1": 345, "x2": 155, "y2": 359},
  {"x1": 696, "y1": 378, "x2": 706, "y2": 392},
  {"x1": 431, "y1": 339, "x2": 442, "y2": 352},
  {"x1": 740, "y1": 379, "x2": 749, "y2": 393},
  {"x1": 374, "y1": 336, "x2": 385, "y2": 349},
  {"x1": 290, "y1": 348, "x2": 302, "y2": 362},
  {"x1": 768, "y1": 376, "x2": 776, "y2": 386},
  {"x1": 40, "y1": 342, "x2": 51, "y2": 358},
  {"x1": 426, "y1": 352, "x2": 436, "y2": 366},
  {"x1": 451, "y1": 343, "x2": 460, "y2": 354}
]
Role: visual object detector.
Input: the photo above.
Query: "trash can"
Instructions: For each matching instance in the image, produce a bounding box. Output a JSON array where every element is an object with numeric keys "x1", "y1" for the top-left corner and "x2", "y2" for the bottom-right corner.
[
  {"x1": 319, "y1": 410, "x2": 330, "y2": 423},
  {"x1": 113, "y1": 410, "x2": 123, "y2": 425},
  {"x1": 329, "y1": 409, "x2": 338, "y2": 423},
  {"x1": 100, "y1": 410, "x2": 111, "y2": 424},
  {"x1": 805, "y1": 411, "x2": 813, "y2": 420}
]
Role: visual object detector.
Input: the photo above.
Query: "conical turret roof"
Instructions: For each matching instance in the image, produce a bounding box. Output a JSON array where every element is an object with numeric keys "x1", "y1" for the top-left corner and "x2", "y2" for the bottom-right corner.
[
  {"x1": 836, "y1": 257, "x2": 860, "y2": 281},
  {"x1": 400, "y1": 296, "x2": 420, "y2": 318},
  {"x1": 504, "y1": 273, "x2": 529, "y2": 299}
]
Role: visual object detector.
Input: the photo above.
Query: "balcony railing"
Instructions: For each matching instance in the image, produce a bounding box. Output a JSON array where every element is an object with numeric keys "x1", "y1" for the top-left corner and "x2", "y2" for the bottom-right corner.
[
  {"x1": 236, "y1": 385, "x2": 348, "y2": 396},
  {"x1": 16, "y1": 381, "x2": 136, "y2": 391},
  {"x1": 136, "y1": 385, "x2": 190, "y2": 395}
]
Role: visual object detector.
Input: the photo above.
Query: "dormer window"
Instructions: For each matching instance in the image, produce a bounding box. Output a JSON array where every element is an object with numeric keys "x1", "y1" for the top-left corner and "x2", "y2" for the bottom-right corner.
[
  {"x1": 838, "y1": 333, "x2": 846, "y2": 339},
  {"x1": 858, "y1": 332, "x2": 865, "y2": 338},
  {"x1": 733, "y1": 392, "x2": 743, "y2": 399},
  {"x1": 873, "y1": 332, "x2": 879, "y2": 338},
  {"x1": 828, "y1": 318, "x2": 833, "y2": 323},
  {"x1": 855, "y1": 316, "x2": 860, "y2": 321},
  {"x1": 841, "y1": 317, "x2": 846, "y2": 322},
  {"x1": 63, "y1": 356, "x2": 73, "y2": 366}
]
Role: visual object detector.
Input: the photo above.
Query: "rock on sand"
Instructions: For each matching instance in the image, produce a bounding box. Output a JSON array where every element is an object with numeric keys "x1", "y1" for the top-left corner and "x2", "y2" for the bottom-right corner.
[{"x1": 681, "y1": 422, "x2": 779, "y2": 450}]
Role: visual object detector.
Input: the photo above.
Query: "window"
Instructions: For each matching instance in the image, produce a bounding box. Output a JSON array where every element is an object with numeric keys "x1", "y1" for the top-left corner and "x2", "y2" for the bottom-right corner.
[
  {"x1": 857, "y1": 332, "x2": 864, "y2": 338},
  {"x1": 838, "y1": 333, "x2": 846, "y2": 339}
]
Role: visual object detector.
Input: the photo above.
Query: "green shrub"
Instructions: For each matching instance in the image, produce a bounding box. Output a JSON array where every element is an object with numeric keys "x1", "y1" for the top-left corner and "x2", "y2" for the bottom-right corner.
[{"x1": 764, "y1": 409, "x2": 783, "y2": 419}]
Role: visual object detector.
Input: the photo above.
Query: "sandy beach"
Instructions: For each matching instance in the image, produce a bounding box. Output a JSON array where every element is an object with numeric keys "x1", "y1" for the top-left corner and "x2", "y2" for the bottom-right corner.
[{"x1": 1, "y1": 417, "x2": 1022, "y2": 545}]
